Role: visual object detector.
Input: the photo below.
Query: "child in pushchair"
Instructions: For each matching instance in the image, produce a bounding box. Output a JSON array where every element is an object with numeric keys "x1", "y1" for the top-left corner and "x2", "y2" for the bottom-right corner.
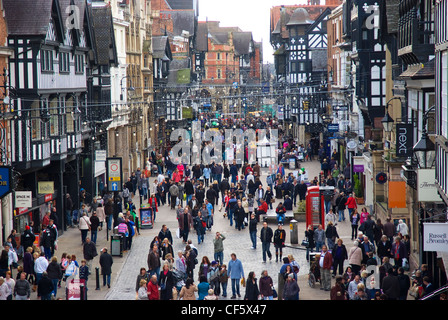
[{"x1": 308, "y1": 254, "x2": 321, "y2": 288}]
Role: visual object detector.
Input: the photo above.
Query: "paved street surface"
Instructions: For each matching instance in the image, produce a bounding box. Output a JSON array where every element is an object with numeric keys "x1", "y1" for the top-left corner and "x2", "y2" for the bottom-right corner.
[{"x1": 25, "y1": 159, "x2": 359, "y2": 301}]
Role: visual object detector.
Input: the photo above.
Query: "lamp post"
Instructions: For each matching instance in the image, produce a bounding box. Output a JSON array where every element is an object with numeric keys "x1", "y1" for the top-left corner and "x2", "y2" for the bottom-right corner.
[
  {"x1": 120, "y1": 76, "x2": 135, "y2": 101},
  {"x1": 381, "y1": 97, "x2": 401, "y2": 134},
  {"x1": 413, "y1": 105, "x2": 435, "y2": 169}
]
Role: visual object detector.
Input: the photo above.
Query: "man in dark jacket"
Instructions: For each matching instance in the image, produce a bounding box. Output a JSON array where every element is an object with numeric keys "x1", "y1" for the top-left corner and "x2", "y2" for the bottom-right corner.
[
  {"x1": 83, "y1": 237, "x2": 98, "y2": 273},
  {"x1": 99, "y1": 247, "x2": 113, "y2": 288},
  {"x1": 158, "y1": 225, "x2": 173, "y2": 244},
  {"x1": 336, "y1": 192, "x2": 347, "y2": 222},
  {"x1": 37, "y1": 272, "x2": 54, "y2": 300},
  {"x1": 65, "y1": 193, "x2": 73, "y2": 228},
  {"x1": 184, "y1": 179, "x2": 195, "y2": 204},
  {"x1": 297, "y1": 180, "x2": 308, "y2": 202},
  {"x1": 260, "y1": 222, "x2": 273, "y2": 263},
  {"x1": 397, "y1": 267, "x2": 410, "y2": 300},
  {"x1": 20, "y1": 226, "x2": 35, "y2": 251},
  {"x1": 233, "y1": 200, "x2": 246, "y2": 231},
  {"x1": 381, "y1": 268, "x2": 401, "y2": 300}
]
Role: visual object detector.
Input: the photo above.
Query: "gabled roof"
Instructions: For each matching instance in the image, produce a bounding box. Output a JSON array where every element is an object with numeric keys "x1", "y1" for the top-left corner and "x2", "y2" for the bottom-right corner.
[
  {"x1": 153, "y1": 36, "x2": 173, "y2": 61},
  {"x1": 3, "y1": 0, "x2": 56, "y2": 37},
  {"x1": 86, "y1": 2, "x2": 118, "y2": 66},
  {"x1": 233, "y1": 32, "x2": 253, "y2": 56},
  {"x1": 287, "y1": 8, "x2": 314, "y2": 26}
]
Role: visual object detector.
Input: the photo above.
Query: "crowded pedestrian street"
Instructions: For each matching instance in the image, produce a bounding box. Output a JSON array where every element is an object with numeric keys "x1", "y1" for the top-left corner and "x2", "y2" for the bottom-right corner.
[{"x1": 1, "y1": 0, "x2": 447, "y2": 305}]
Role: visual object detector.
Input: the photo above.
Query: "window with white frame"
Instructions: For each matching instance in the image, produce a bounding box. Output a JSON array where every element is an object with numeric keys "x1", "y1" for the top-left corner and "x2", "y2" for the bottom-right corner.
[
  {"x1": 41, "y1": 50, "x2": 54, "y2": 72},
  {"x1": 59, "y1": 52, "x2": 70, "y2": 73}
]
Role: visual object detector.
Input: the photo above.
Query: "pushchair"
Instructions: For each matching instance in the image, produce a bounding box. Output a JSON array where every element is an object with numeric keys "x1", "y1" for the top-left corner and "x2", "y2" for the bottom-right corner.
[
  {"x1": 172, "y1": 269, "x2": 187, "y2": 292},
  {"x1": 308, "y1": 254, "x2": 321, "y2": 288}
]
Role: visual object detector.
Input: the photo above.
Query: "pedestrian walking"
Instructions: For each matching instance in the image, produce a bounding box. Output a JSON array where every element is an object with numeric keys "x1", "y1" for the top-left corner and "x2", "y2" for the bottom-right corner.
[
  {"x1": 99, "y1": 247, "x2": 113, "y2": 289},
  {"x1": 228, "y1": 253, "x2": 244, "y2": 299},
  {"x1": 273, "y1": 224, "x2": 286, "y2": 263},
  {"x1": 244, "y1": 271, "x2": 260, "y2": 300},
  {"x1": 83, "y1": 237, "x2": 98, "y2": 273},
  {"x1": 260, "y1": 222, "x2": 273, "y2": 263}
]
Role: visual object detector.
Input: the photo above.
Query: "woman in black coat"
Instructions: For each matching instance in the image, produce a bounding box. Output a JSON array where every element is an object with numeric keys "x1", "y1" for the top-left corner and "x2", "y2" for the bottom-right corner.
[
  {"x1": 305, "y1": 225, "x2": 315, "y2": 262},
  {"x1": 332, "y1": 239, "x2": 348, "y2": 276},
  {"x1": 244, "y1": 271, "x2": 260, "y2": 300},
  {"x1": 159, "y1": 264, "x2": 175, "y2": 300}
]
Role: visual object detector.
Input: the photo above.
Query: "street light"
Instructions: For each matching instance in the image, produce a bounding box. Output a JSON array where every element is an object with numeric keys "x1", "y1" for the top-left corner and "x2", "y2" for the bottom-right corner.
[
  {"x1": 381, "y1": 97, "x2": 400, "y2": 133},
  {"x1": 120, "y1": 76, "x2": 135, "y2": 101},
  {"x1": 413, "y1": 105, "x2": 435, "y2": 169}
]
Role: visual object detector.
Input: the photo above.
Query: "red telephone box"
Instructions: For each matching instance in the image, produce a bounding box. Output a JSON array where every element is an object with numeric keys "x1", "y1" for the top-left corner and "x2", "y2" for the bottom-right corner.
[{"x1": 306, "y1": 186, "x2": 324, "y2": 228}]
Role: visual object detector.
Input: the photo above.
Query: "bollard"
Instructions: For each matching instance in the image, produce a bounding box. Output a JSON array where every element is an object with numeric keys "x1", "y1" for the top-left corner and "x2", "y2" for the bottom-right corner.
[
  {"x1": 289, "y1": 219, "x2": 299, "y2": 244},
  {"x1": 80, "y1": 284, "x2": 85, "y2": 300},
  {"x1": 277, "y1": 272, "x2": 285, "y2": 300},
  {"x1": 96, "y1": 267, "x2": 100, "y2": 290}
]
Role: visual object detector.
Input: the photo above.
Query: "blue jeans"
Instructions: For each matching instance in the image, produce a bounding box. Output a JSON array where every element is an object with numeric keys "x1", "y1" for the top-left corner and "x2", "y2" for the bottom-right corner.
[
  {"x1": 197, "y1": 233, "x2": 204, "y2": 244},
  {"x1": 103, "y1": 273, "x2": 111, "y2": 286},
  {"x1": 221, "y1": 282, "x2": 228, "y2": 297},
  {"x1": 91, "y1": 230, "x2": 97, "y2": 244},
  {"x1": 262, "y1": 242, "x2": 272, "y2": 262},
  {"x1": 107, "y1": 215, "x2": 113, "y2": 230},
  {"x1": 316, "y1": 241, "x2": 324, "y2": 253},
  {"x1": 277, "y1": 214, "x2": 285, "y2": 224},
  {"x1": 228, "y1": 209, "x2": 234, "y2": 226},
  {"x1": 52, "y1": 278, "x2": 59, "y2": 297},
  {"x1": 66, "y1": 210, "x2": 73, "y2": 227},
  {"x1": 338, "y1": 210, "x2": 345, "y2": 222},
  {"x1": 250, "y1": 231, "x2": 257, "y2": 249},
  {"x1": 214, "y1": 251, "x2": 224, "y2": 266},
  {"x1": 44, "y1": 247, "x2": 52, "y2": 260},
  {"x1": 231, "y1": 278, "x2": 240, "y2": 297},
  {"x1": 325, "y1": 201, "x2": 331, "y2": 214}
]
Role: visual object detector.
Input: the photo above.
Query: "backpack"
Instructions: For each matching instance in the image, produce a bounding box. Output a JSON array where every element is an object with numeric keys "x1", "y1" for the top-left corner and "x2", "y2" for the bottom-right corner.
[{"x1": 123, "y1": 188, "x2": 130, "y2": 198}]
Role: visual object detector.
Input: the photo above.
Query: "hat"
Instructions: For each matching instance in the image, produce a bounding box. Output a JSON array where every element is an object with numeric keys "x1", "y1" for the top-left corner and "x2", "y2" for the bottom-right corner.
[
  {"x1": 211, "y1": 261, "x2": 218, "y2": 265},
  {"x1": 25, "y1": 226, "x2": 30, "y2": 230}
]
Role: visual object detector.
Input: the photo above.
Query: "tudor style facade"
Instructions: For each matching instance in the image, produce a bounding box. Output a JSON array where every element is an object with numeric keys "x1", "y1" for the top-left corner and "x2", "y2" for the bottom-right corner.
[{"x1": 2, "y1": 0, "x2": 117, "y2": 236}]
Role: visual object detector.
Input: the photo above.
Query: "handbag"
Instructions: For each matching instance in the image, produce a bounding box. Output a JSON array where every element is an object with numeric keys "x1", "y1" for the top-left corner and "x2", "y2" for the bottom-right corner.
[
  {"x1": 271, "y1": 285, "x2": 278, "y2": 298},
  {"x1": 301, "y1": 239, "x2": 309, "y2": 248}
]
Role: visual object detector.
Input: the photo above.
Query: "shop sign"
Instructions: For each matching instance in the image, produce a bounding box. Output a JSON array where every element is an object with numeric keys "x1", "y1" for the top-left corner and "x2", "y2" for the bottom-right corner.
[
  {"x1": 417, "y1": 169, "x2": 442, "y2": 202},
  {"x1": 0, "y1": 166, "x2": 12, "y2": 198},
  {"x1": 15, "y1": 191, "x2": 32, "y2": 208},
  {"x1": 396, "y1": 123, "x2": 413, "y2": 158},
  {"x1": 38, "y1": 181, "x2": 54, "y2": 194},
  {"x1": 44, "y1": 194, "x2": 53, "y2": 202},
  {"x1": 423, "y1": 223, "x2": 448, "y2": 252}
]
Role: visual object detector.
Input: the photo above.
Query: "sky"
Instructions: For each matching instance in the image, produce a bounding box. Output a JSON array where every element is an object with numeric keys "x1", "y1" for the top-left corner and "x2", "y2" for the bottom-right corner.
[{"x1": 198, "y1": 0, "x2": 308, "y2": 64}]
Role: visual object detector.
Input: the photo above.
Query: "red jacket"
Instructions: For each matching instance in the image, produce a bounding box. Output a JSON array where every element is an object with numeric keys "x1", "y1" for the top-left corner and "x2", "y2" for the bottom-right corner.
[
  {"x1": 147, "y1": 281, "x2": 159, "y2": 300},
  {"x1": 258, "y1": 202, "x2": 268, "y2": 213},
  {"x1": 148, "y1": 196, "x2": 158, "y2": 212},
  {"x1": 345, "y1": 197, "x2": 357, "y2": 209}
]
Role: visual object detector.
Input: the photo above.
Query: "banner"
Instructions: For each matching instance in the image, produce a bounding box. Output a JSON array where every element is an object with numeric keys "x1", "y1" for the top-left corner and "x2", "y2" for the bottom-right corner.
[
  {"x1": 396, "y1": 123, "x2": 413, "y2": 158},
  {"x1": 423, "y1": 223, "x2": 448, "y2": 252},
  {"x1": 177, "y1": 68, "x2": 191, "y2": 84},
  {"x1": 418, "y1": 169, "x2": 442, "y2": 202}
]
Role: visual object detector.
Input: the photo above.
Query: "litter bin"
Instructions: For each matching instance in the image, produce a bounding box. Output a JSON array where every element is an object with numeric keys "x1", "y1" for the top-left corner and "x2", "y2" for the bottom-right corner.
[
  {"x1": 111, "y1": 234, "x2": 123, "y2": 257},
  {"x1": 289, "y1": 219, "x2": 298, "y2": 245}
]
